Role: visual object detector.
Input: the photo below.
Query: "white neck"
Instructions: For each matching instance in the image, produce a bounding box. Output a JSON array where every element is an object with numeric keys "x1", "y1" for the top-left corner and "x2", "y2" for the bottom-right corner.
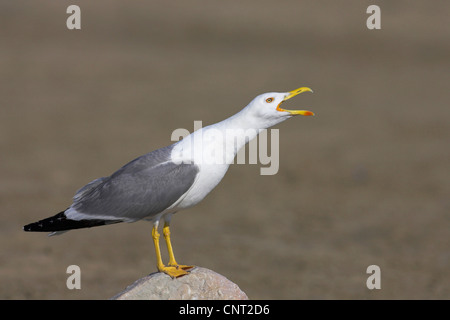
[
  {"x1": 204, "y1": 107, "x2": 266, "y2": 157},
  {"x1": 173, "y1": 106, "x2": 273, "y2": 166}
]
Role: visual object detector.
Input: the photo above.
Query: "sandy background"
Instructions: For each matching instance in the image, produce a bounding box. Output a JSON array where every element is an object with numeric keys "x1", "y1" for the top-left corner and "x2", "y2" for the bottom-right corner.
[{"x1": 1, "y1": 0, "x2": 449, "y2": 299}]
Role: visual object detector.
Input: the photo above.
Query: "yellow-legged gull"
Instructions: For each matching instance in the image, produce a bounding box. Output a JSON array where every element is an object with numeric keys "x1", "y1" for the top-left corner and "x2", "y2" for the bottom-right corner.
[{"x1": 24, "y1": 87, "x2": 314, "y2": 278}]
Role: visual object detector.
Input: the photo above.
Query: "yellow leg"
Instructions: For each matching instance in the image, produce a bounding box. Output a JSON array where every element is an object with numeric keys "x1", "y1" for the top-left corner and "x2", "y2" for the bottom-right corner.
[
  {"x1": 152, "y1": 225, "x2": 189, "y2": 278},
  {"x1": 163, "y1": 222, "x2": 194, "y2": 271}
]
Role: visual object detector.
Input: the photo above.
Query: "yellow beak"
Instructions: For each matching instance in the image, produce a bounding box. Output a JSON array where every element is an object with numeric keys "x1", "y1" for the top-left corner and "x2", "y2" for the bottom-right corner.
[{"x1": 276, "y1": 87, "x2": 314, "y2": 116}]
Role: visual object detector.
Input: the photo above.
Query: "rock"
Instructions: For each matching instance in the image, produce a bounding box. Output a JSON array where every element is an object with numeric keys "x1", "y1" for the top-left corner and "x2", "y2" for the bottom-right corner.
[{"x1": 111, "y1": 267, "x2": 249, "y2": 300}]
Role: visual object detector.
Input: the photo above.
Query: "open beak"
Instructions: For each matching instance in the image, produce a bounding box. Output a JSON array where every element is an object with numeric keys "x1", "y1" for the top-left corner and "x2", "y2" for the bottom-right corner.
[{"x1": 276, "y1": 87, "x2": 314, "y2": 116}]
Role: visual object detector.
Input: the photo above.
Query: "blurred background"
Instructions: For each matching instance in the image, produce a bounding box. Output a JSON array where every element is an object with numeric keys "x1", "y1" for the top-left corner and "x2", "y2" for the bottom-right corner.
[{"x1": 1, "y1": 0, "x2": 449, "y2": 299}]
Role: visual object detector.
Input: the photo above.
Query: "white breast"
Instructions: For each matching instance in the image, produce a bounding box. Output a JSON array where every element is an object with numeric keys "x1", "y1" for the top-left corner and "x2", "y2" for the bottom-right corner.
[
  {"x1": 176, "y1": 162, "x2": 230, "y2": 210},
  {"x1": 169, "y1": 127, "x2": 233, "y2": 210}
]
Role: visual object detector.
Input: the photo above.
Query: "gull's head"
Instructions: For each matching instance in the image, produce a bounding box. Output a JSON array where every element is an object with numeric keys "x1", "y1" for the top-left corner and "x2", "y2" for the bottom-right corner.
[{"x1": 245, "y1": 87, "x2": 314, "y2": 128}]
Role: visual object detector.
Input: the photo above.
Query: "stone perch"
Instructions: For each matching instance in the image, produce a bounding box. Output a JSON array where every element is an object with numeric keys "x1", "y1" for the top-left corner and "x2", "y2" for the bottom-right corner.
[{"x1": 112, "y1": 267, "x2": 249, "y2": 300}]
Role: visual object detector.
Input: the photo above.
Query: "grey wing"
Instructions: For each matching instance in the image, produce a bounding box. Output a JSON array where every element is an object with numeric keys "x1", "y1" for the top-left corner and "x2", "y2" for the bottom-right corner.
[{"x1": 69, "y1": 145, "x2": 199, "y2": 221}]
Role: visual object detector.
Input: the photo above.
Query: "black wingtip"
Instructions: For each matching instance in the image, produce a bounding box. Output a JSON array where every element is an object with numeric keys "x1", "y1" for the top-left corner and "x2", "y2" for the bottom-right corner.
[{"x1": 23, "y1": 211, "x2": 121, "y2": 233}]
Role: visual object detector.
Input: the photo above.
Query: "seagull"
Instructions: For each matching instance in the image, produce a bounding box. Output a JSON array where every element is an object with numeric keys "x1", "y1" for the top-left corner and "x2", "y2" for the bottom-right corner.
[{"x1": 23, "y1": 87, "x2": 314, "y2": 278}]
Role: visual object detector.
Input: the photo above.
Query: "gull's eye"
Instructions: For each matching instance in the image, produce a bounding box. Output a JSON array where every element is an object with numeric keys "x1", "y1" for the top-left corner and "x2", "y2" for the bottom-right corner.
[{"x1": 265, "y1": 97, "x2": 274, "y2": 103}]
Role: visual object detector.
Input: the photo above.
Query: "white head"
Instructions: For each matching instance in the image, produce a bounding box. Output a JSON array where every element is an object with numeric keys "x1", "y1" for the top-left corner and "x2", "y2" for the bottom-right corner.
[{"x1": 244, "y1": 87, "x2": 314, "y2": 129}]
